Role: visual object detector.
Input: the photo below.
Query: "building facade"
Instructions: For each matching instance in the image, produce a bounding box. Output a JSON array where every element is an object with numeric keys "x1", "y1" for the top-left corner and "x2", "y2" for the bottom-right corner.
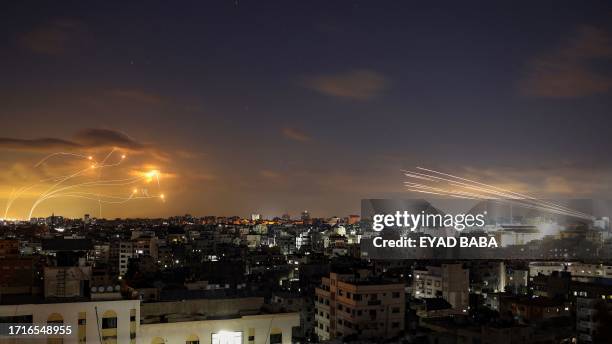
[
  {"x1": 315, "y1": 272, "x2": 405, "y2": 341},
  {"x1": 413, "y1": 263, "x2": 469, "y2": 311}
]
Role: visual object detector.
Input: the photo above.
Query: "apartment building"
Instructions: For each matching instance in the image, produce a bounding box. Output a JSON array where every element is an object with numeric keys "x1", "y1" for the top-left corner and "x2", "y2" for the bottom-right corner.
[
  {"x1": 576, "y1": 297, "x2": 612, "y2": 343},
  {"x1": 413, "y1": 263, "x2": 469, "y2": 311},
  {"x1": 314, "y1": 272, "x2": 405, "y2": 341}
]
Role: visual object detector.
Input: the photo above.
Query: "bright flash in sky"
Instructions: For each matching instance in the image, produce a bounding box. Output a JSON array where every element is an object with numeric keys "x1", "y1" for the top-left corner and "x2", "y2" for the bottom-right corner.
[{"x1": 145, "y1": 170, "x2": 159, "y2": 183}]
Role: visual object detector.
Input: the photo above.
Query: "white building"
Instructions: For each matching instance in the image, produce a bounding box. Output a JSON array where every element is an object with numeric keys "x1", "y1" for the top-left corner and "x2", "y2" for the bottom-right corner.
[
  {"x1": 0, "y1": 299, "x2": 298, "y2": 344},
  {"x1": 0, "y1": 299, "x2": 139, "y2": 344}
]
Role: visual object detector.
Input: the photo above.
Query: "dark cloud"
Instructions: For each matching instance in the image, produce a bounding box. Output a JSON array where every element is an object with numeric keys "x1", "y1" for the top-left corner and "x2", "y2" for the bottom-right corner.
[
  {"x1": 0, "y1": 128, "x2": 148, "y2": 152},
  {"x1": 521, "y1": 26, "x2": 612, "y2": 98},
  {"x1": 73, "y1": 128, "x2": 146, "y2": 151},
  {"x1": 20, "y1": 19, "x2": 88, "y2": 55},
  {"x1": 0, "y1": 137, "x2": 81, "y2": 150},
  {"x1": 281, "y1": 127, "x2": 312, "y2": 142},
  {"x1": 302, "y1": 69, "x2": 389, "y2": 100}
]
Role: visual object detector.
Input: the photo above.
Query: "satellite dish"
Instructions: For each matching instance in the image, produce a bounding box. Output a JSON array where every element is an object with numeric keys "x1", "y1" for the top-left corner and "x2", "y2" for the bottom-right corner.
[
  {"x1": 91, "y1": 287, "x2": 97, "y2": 292},
  {"x1": 106, "y1": 286, "x2": 113, "y2": 292},
  {"x1": 114, "y1": 285, "x2": 120, "y2": 291},
  {"x1": 97, "y1": 286, "x2": 105, "y2": 292}
]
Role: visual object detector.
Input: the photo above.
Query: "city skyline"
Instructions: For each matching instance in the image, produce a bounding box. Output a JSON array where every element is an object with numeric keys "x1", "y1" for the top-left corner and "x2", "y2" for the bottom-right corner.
[
  {"x1": 1, "y1": 1, "x2": 612, "y2": 218},
  {"x1": 2, "y1": 3, "x2": 612, "y2": 343}
]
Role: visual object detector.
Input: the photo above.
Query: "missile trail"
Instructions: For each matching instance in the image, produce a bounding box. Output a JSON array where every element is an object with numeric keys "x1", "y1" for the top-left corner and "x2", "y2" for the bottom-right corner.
[
  {"x1": 403, "y1": 167, "x2": 594, "y2": 221},
  {"x1": 3, "y1": 149, "x2": 165, "y2": 220}
]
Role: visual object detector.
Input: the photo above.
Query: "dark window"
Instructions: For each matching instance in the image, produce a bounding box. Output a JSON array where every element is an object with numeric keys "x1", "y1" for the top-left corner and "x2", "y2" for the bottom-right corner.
[
  {"x1": 392, "y1": 322, "x2": 400, "y2": 328},
  {"x1": 392, "y1": 307, "x2": 400, "y2": 313},
  {"x1": 269, "y1": 333, "x2": 282, "y2": 344},
  {"x1": 102, "y1": 317, "x2": 117, "y2": 329},
  {"x1": 392, "y1": 292, "x2": 401, "y2": 298},
  {"x1": 248, "y1": 336, "x2": 255, "y2": 341}
]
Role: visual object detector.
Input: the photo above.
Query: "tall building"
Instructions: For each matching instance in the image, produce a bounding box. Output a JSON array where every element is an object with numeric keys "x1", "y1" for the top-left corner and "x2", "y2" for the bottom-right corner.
[
  {"x1": 577, "y1": 297, "x2": 612, "y2": 343},
  {"x1": 301, "y1": 210, "x2": 310, "y2": 222},
  {"x1": 133, "y1": 236, "x2": 158, "y2": 259},
  {"x1": 118, "y1": 241, "x2": 134, "y2": 276},
  {"x1": 315, "y1": 272, "x2": 405, "y2": 341},
  {"x1": 413, "y1": 263, "x2": 469, "y2": 311}
]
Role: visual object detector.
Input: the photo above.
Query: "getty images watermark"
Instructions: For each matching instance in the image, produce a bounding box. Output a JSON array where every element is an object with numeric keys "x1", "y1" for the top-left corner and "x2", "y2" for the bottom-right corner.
[
  {"x1": 359, "y1": 198, "x2": 612, "y2": 260},
  {"x1": 371, "y1": 210, "x2": 496, "y2": 248}
]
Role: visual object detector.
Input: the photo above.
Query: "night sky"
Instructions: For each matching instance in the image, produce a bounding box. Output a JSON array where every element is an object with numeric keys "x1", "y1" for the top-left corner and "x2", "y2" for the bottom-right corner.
[{"x1": 1, "y1": 1, "x2": 611, "y2": 219}]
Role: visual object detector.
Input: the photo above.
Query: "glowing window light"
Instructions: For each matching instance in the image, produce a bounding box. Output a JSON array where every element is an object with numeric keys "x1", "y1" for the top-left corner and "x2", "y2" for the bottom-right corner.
[{"x1": 211, "y1": 331, "x2": 242, "y2": 344}]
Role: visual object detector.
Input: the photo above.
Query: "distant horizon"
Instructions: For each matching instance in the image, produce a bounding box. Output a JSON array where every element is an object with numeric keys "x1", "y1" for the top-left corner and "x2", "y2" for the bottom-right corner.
[{"x1": 2, "y1": 212, "x2": 359, "y2": 222}]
